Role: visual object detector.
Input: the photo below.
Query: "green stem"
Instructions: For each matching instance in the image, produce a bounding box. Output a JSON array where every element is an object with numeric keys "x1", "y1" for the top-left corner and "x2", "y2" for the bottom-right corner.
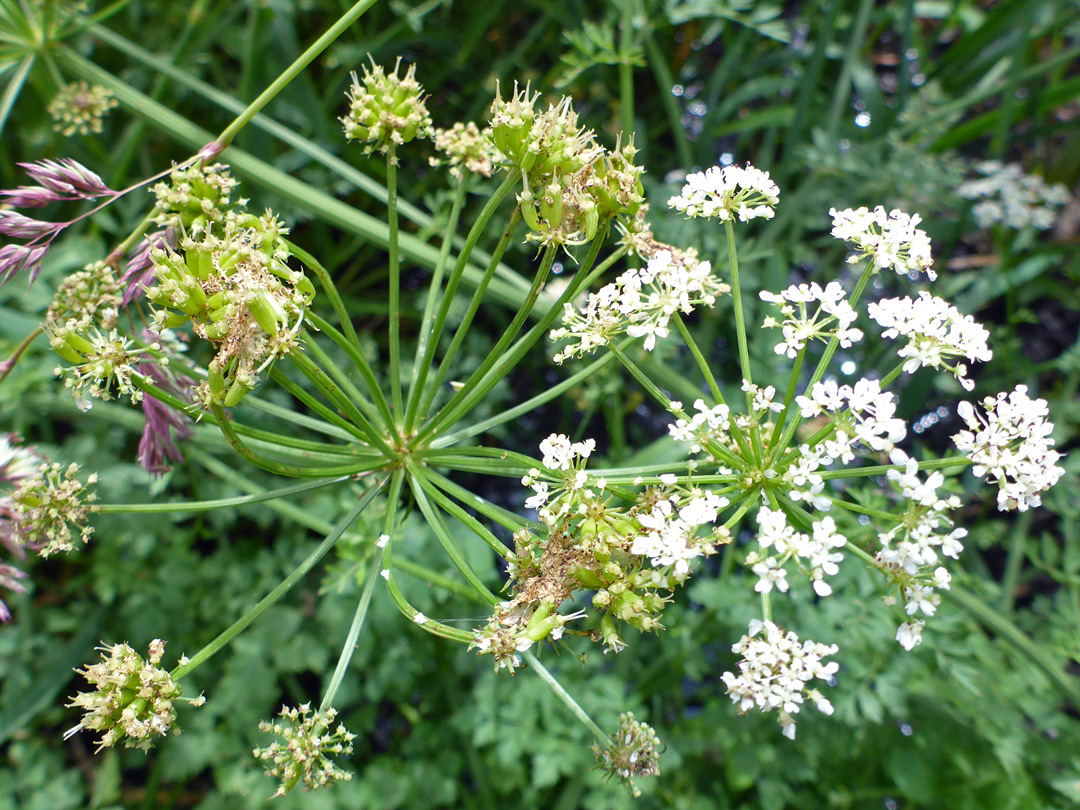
[
  {"x1": 418, "y1": 208, "x2": 521, "y2": 418},
  {"x1": 878, "y1": 360, "x2": 907, "y2": 390},
  {"x1": 405, "y1": 176, "x2": 468, "y2": 433},
  {"x1": 319, "y1": 546, "x2": 383, "y2": 711},
  {"x1": 430, "y1": 351, "x2": 618, "y2": 449},
  {"x1": 300, "y1": 326, "x2": 385, "y2": 427},
  {"x1": 817, "y1": 455, "x2": 970, "y2": 481},
  {"x1": 609, "y1": 344, "x2": 746, "y2": 470},
  {"x1": 774, "y1": 262, "x2": 876, "y2": 455},
  {"x1": 306, "y1": 311, "x2": 396, "y2": 432},
  {"x1": 411, "y1": 466, "x2": 511, "y2": 559},
  {"x1": 171, "y1": 480, "x2": 384, "y2": 680},
  {"x1": 386, "y1": 148, "x2": 403, "y2": 423},
  {"x1": 523, "y1": 651, "x2": 611, "y2": 746},
  {"x1": 413, "y1": 172, "x2": 520, "y2": 417},
  {"x1": 414, "y1": 245, "x2": 557, "y2": 444},
  {"x1": 0, "y1": 326, "x2": 43, "y2": 384},
  {"x1": 97, "y1": 477, "x2": 349, "y2": 514},
  {"x1": 210, "y1": 403, "x2": 384, "y2": 477},
  {"x1": 212, "y1": 0, "x2": 381, "y2": 151},
  {"x1": 268, "y1": 365, "x2": 376, "y2": 447},
  {"x1": 767, "y1": 345, "x2": 805, "y2": 455},
  {"x1": 287, "y1": 240, "x2": 362, "y2": 356}
]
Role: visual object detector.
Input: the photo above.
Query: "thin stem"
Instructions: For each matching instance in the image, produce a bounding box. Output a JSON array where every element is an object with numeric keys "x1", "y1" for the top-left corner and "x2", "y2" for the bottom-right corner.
[
  {"x1": 878, "y1": 361, "x2": 907, "y2": 390},
  {"x1": 386, "y1": 148, "x2": 403, "y2": 423},
  {"x1": 405, "y1": 176, "x2": 468, "y2": 433},
  {"x1": 998, "y1": 510, "x2": 1032, "y2": 617},
  {"x1": 305, "y1": 311, "x2": 395, "y2": 432},
  {"x1": 0, "y1": 325, "x2": 43, "y2": 383},
  {"x1": 773, "y1": 262, "x2": 876, "y2": 456},
  {"x1": 171, "y1": 480, "x2": 384, "y2": 680},
  {"x1": 212, "y1": 0, "x2": 380, "y2": 151},
  {"x1": 300, "y1": 326, "x2": 385, "y2": 426},
  {"x1": 211, "y1": 403, "x2": 384, "y2": 477},
  {"x1": 414, "y1": 171, "x2": 520, "y2": 417},
  {"x1": 609, "y1": 344, "x2": 746, "y2": 470},
  {"x1": 286, "y1": 240, "x2": 362, "y2": 355},
  {"x1": 414, "y1": 244, "x2": 557, "y2": 444},
  {"x1": 418, "y1": 208, "x2": 521, "y2": 417},
  {"x1": 725, "y1": 220, "x2": 753, "y2": 392},
  {"x1": 523, "y1": 651, "x2": 611, "y2": 746},
  {"x1": 767, "y1": 345, "x2": 806, "y2": 455},
  {"x1": 817, "y1": 455, "x2": 969, "y2": 481},
  {"x1": 97, "y1": 477, "x2": 349, "y2": 514},
  {"x1": 319, "y1": 551, "x2": 382, "y2": 712},
  {"x1": 269, "y1": 365, "x2": 376, "y2": 446}
]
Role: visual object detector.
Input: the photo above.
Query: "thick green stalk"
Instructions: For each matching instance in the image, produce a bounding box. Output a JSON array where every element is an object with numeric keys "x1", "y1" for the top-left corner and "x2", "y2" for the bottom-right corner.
[
  {"x1": 405, "y1": 177, "x2": 468, "y2": 433},
  {"x1": 171, "y1": 481, "x2": 383, "y2": 680},
  {"x1": 213, "y1": 0, "x2": 381, "y2": 150},
  {"x1": 724, "y1": 220, "x2": 754, "y2": 396},
  {"x1": 767, "y1": 345, "x2": 806, "y2": 455},
  {"x1": 97, "y1": 477, "x2": 349, "y2": 514}
]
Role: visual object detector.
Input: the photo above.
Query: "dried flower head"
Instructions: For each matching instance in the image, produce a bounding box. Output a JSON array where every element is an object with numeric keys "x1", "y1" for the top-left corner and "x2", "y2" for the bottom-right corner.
[
  {"x1": 66, "y1": 639, "x2": 201, "y2": 751},
  {"x1": 48, "y1": 81, "x2": 118, "y2": 136},
  {"x1": 47, "y1": 261, "x2": 122, "y2": 334},
  {"x1": 253, "y1": 704, "x2": 356, "y2": 797},
  {"x1": 341, "y1": 57, "x2": 432, "y2": 161},
  {"x1": 430, "y1": 121, "x2": 499, "y2": 179},
  {"x1": 9, "y1": 461, "x2": 98, "y2": 557},
  {"x1": 594, "y1": 712, "x2": 662, "y2": 797}
]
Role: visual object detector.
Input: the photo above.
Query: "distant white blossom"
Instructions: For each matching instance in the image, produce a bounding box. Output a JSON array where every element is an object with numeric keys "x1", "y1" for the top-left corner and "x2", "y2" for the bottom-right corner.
[{"x1": 957, "y1": 160, "x2": 1071, "y2": 230}]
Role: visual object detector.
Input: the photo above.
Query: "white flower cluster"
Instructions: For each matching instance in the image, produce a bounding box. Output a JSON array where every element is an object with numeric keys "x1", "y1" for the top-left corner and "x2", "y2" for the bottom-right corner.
[
  {"x1": 877, "y1": 450, "x2": 965, "y2": 645},
  {"x1": 738, "y1": 380, "x2": 784, "y2": 429},
  {"x1": 868, "y1": 292, "x2": 992, "y2": 390},
  {"x1": 952, "y1": 385, "x2": 1064, "y2": 511},
  {"x1": 745, "y1": 505, "x2": 846, "y2": 597},
  {"x1": 550, "y1": 249, "x2": 727, "y2": 362},
  {"x1": 721, "y1": 619, "x2": 838, "y2": 739},
  {"x1": 957, "y1": 160, "x2": 1071, "y2": 230},
  {"x1": 522, "y1": 434, "x2": 599, "y2": 520},
  {"x1": 796, "y1": 378, "x2": 907, "y2": 458},
  {"x1": 630, "y1": 487, "x2": 729, "y2": 578},
  {"x1": 760, "y1": 281, "x2": 863, "y2": 358},
  {"x1": 830, "y1": 206, "x2": 935, "y2": 280},
  {"x1": 668, "y1": 399, "x2": 731, "y2": 454},
  {"x1": 668, "y1": 163, "x2": 780, "y2": 222}
]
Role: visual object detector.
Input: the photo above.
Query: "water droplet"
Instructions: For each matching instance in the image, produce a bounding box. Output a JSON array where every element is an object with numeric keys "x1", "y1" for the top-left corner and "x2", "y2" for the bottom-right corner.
[
  {"x1": 552, "y1": 262, "x2": 564, "y2": 275},
  {"x1": 885, "y1": 799, "x2": 899, "y2": 810},
  {"x1": 936, "y1": 406, "x2": 949, "y2": 418},
  {"x1": 858, "y1": 515, "x2": 870, "y2": 525},
  {"x1": 900, "y1": 723, "x2": 913, "y2": 736},
  {"x1": 671, "y1": 84, "x2": 684, "y2": 97},
  {"x1": 841, "y1": 360, "x2": 857, "y2": 375},
  {"x1": 905, "y1": 48, "x2": 918, "y2": 59},
  {"x1": 688, "y1": 101, "x2": 707, "y2": 117},
  {"x1": 912, "y1": 73, "x2": 926, "y2": 87},
  {"x1": 719, "y1": 153, "x2": 734, "y2": 166},
  {"x1": 854, "y1": 99, "x2": 866, "y2": 112},
  {"x1": 855, "y1": 111, "x2": 871, "y2": 128},
  {"x1": 839, "y1": 138, "x2": 851, "y2": 151}
]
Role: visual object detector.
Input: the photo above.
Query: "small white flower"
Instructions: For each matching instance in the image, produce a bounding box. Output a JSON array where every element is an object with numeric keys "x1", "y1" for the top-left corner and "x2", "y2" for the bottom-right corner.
[
  {"x1": 668, "y1": 163, "x2": 780, "y2": 222},
  {"x1": 829, "y1": 206, "x2": 935, "y2": 279}
]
